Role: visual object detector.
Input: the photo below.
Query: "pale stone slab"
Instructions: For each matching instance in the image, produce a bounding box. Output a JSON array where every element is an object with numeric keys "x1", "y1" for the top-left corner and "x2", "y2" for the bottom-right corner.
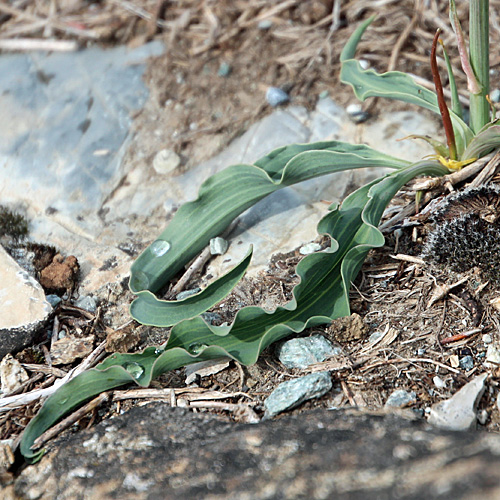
[
  {"x1": 427, "y1": 373, "x2": 488, "y2": 431},
  {"x1": 0, "y1": 245, "x2": 52, "y2": 359}
]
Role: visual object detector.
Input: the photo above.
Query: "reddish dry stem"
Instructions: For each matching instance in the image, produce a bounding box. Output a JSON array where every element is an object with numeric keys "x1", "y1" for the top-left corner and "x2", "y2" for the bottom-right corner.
[{"x1": 431, "y1": 29, "x2": 457, "y2": 161}]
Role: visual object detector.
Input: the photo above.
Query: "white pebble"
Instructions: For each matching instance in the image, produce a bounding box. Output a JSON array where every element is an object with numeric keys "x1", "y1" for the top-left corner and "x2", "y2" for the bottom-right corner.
[{"x1": 153, "y1": 149, "x2": 181, "y2": 175}]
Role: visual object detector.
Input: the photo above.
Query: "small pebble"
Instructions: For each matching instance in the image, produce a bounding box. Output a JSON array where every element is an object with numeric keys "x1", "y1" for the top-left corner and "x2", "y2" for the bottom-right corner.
[
  {"x1": 0, "y1": 354, "x2": 29, "y2": 394},
  {"x1": 209, "y1": 237, "x2": 229, "y2": 256},
  {"x1": 176, "y1": 288, "x2": 201, "y2": 301},
  {"x1": 460, "y1": 355, "x2": 474, "y2": 371},
  {"x1": 477, "y1": 409, "x2": 489, "y2": 425},
  {"x1": 266, "y1": 87, "x2": 290, "y2": 107},
  {"x1": 257, "y1": 19, "x2": 273, "y2": 30},
  {"x1": 346, "y1": 103, "x2": 370, "y2": 124},
  {"x1": 482, "y1": 334, "x2": 493, "y2": 345},
  {"x1": 384, "y1": 389, "x2": 417, "y2": 408},
  {"x1": 359, "y1": 59, "x2": 370, "y2": 70},
  {"x1": 490, "y1": 88, "x2": 500, "y2": 103},
  {"x1": 153, "y1": 149, "x2": 181, "y2": 175},
  {"x1": 217, "y1": 62, "x2": 232, "y2": 77},
  {"x1": 318, "y1": 90, "x2": 329, "y2": 100},
  {"x1": 449, "y1": 354, "x2": 460, "y2": 368},
  {"x1": 299, "y1": 242, "x2": 322, "y2": 255},
  {"x1": 46, "y1": 294, "x2": 62, "y2": 308},
  {"x1": 74, "y1": 295, "x2": 97, "y2": 313},
  {"x1": 433, "y1": 375, "x2": 446, "y2": 389},
  {"x1": 417, "y1": 348, "x2": 426, "y2": 356}
]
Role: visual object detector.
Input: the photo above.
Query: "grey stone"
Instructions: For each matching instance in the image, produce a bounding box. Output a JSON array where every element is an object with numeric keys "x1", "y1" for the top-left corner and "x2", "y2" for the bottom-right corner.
[
  {"x1": 265, "y1": 86, "x2": 290, "y2": 107},
  {"x1": 257, "y1": 19, "x2": 273, "y2": 29},
  {"x1": 12, "y1": 405, "x2": 500, "y2": 500},
  {"x1": 460, "y1": 355, "x2": 474, "y2": 371},
  {"x1": 74, "y1": 295, "x2": 97, "y2": 313},
  {"x1": 209, "y1": 237, "x2": 229, "y2": 256},
  {"x1": 427, "y1": 373, "x2": 488, "y2": 431},
  {"x1": 277, "y1": 334, "x2": 339, "y2": 369},
  {"x1": 217, "y1": 62, "x2": 232, "y2": 77},
  {"x1": 346, "y1": 103, "x2": 370, "y2": 123},
  {"x1": 0, "y1": 245, "x2": 52, "y2": 359},
  {"x1": 264, "y1": 372, "x2": 332, "y2": 418},
  {"x1": 46, "y1": 294, "x2": 62, "y2": 308},
  {"x1": 490, "y1": 88, "x2": 500, "y2": 103},
  {"x1": 433, "y1": 376, "x2": 446, "y2": 389},
  {"x1": 298, "y1": 242, "x2": 322, "y2": 255},
  {"x1": 385, "y1": 389, "x2": 417, "y2": 408}
]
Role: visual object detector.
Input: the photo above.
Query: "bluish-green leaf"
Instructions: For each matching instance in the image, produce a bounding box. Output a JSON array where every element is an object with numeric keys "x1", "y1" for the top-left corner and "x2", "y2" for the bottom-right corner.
[
  {"x1": 130, "y1": 247, "x2": 253, "y2": 327},
  {"x1": 462, "y1": 124, "x2": 500, "y2": 159},
  {"x1": 339, "y1": 15, "x2": 473, "y2": 157},
  {"x1": 20, "y1": 160, "x2": 447, "y2": 463},
  {"x1": 129, "y1": 141, "x2": 409, "y2": 294}
]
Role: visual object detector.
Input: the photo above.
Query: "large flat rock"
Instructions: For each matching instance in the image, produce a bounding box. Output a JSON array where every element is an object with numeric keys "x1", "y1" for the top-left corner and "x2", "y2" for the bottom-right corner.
[{"x1": 0, "y1": 245, "x2": 52, "y2": 359}]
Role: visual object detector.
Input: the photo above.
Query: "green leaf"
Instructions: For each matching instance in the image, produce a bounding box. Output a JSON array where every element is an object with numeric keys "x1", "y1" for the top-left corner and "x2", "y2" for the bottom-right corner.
[
  {"x1": 440, "y1": 39, "x2": 463, "y2": 119},
  {"x1": 403, "y1": 135, "x2": 449, "y2": 157},
  {"x1": 129, "y1": 141, "x2": 409, "y2": 294},
  {"x1": 130, "y1": 247, "x2": 253, "y2": 327},
  {"x1": 339, "y1": 15, "x2": 473, "y2": 157},
  {"x1": 462, "y1": 124, "x2": 500, "y2": 159},
  {"x1": 20, "y1": 160, "x2": 447, "y2": 463}
]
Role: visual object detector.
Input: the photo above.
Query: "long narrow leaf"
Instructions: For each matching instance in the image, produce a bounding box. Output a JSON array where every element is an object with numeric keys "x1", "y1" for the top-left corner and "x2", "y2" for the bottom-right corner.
[
  {"x1": 20, "y1": 160, "x2": 447, "y2": 462},
  {"x1": 129, "y1": 142, "x2": 409, "y2": 294},
  {"x1": 130, "y1": 248, "x2": 253, "y2": 327}
]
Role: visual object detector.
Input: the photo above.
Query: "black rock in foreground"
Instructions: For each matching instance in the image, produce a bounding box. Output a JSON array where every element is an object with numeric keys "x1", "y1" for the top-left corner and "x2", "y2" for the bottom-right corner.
[{"x1": 10, "y1": 404, "x2": 500, "y2": 499}]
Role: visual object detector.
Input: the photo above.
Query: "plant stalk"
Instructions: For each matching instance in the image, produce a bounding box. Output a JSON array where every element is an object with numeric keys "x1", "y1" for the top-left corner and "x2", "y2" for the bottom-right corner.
[{"x1": 469, "y1": 0, "x2": 490, "y2": 133}]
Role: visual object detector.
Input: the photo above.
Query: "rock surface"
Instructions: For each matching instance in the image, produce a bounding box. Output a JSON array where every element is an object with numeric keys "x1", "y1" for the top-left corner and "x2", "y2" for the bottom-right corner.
[
  {"x1": 10, "y1": 404, "x2": 500, "y2": 500},
  {"x1": 427, "y1": 373, "x2": 488, "y2": 431},
  {"x1": 0, "y1": 245, "x2": 52, "y2": 359},
  {"x1": 1, "y1": 36, "x2": 439, "y2": 293}
]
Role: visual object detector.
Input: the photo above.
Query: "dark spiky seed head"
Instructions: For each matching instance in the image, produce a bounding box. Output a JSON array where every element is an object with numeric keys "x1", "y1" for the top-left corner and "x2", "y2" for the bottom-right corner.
[{"x1": 422, "y1": 185, "x2": 500, "y2": 284}]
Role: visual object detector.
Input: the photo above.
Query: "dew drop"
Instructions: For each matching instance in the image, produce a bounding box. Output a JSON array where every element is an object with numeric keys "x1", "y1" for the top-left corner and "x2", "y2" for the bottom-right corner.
[
  {"x1": 150, "y1": 239, "x2": 171, "y2": 257},
  {"x1": 154, "y1": 348, "x2": 164, "y2": 355},
  {"x1": 130, "y1": 271, "x2": 149, "y2": 291},
  {"x1": 188, "y1": 342, "x2": 209, "y2": 355},
  {"x1": 124, "y1": 362, "x2": 145, "y2": 379},
  {"x1": 58, "y1": 397, "x2": 69, "y2": 405}
]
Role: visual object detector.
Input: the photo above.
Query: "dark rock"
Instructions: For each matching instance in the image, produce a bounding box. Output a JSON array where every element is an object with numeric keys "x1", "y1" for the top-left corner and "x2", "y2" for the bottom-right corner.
[{"x1": 12, "y1": 405, "x2": 500, "y2": 499}]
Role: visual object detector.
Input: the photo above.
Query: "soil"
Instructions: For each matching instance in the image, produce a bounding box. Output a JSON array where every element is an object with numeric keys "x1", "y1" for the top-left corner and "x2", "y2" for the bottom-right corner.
[{"x1": 2, "y1": 0, "x2": 500, "y2": 479}]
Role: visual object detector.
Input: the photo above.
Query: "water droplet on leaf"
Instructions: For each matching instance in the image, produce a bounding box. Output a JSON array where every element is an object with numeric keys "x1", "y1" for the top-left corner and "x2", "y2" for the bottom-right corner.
[
  {"x1": 124, "y1": 362, "x2": 145, "y2": 379},
  {"x1": 188, "y1": 343, "x2": 209, "y2": 355},
  {"x1": 150, "y1": 239, "x2": 171, "y2": 257}
]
